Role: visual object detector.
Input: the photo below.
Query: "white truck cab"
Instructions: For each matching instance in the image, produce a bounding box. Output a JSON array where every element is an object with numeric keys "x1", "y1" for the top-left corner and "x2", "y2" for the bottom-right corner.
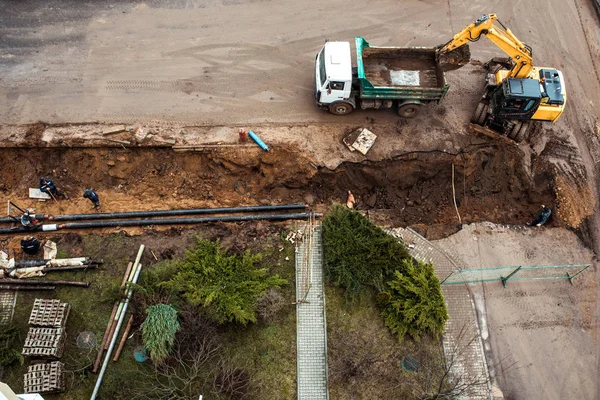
[{"x1": 315, "y1": 41, "x2": 354, "y2": 115}]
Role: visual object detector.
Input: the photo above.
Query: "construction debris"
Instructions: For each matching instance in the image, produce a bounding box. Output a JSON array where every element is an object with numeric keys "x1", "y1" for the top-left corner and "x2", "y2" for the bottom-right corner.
[
  {"x1": 343, "y1": 128, "x2": 377, "y2": 155},
  {"x1": 23, "y1": 361, "x2": 65, "y2": 394},
  {"x1": 29, "y1": 188, "x2": 51, "y2": 200},
  {"x1": 102, "y1": 125, "x2": 127, "y2": 135},
  {"x1": 43, "y1": 240, "x2": 57, "y2": 259}
]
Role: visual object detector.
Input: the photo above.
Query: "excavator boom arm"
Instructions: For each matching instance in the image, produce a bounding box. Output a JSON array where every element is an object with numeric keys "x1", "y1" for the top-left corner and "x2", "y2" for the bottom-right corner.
[{"x1": 438, "y1": 14, "x2": 534, "y2": 78}]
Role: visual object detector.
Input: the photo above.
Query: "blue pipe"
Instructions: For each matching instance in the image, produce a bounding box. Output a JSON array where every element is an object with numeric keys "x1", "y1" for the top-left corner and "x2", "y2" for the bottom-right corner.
[{"x1": 248, "y1": 131, "x2": 270, "y2": 151}]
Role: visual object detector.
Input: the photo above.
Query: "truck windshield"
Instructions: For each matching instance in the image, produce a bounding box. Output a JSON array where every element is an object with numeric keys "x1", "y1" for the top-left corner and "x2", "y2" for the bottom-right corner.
[{"x1": 318, "y1": 49, "x2": 326, "y2": 87}]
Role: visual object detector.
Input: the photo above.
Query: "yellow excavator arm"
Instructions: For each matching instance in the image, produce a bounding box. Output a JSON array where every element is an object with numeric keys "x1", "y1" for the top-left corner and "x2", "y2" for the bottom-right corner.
[{"x1": 437, "y1": 14, "x2": 534, "y2": 78}]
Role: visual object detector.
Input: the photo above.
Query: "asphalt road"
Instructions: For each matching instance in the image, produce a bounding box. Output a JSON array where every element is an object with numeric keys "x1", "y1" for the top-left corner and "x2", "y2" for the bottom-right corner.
[{"x1": 0, "y1": 0, "x2": 528, "y2": 125}]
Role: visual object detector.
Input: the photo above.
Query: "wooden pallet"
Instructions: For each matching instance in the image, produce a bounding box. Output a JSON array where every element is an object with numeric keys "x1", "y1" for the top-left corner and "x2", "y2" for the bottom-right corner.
[
  {"x1": 24, "y1": 361, "x2": 65, "y2": 394},
  {"x1": 22, "y1": 327, "x2": 65, "y2": 359},
  {"x1": 28, "y1": 299, "x2": 70, "y2": 328}
]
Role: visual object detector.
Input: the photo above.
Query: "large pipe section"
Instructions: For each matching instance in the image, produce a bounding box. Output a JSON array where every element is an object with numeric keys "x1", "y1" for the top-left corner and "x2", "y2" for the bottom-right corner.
[
  {"x1": 0, "y1": 204, "x2": 307, "y2": 224},
  {"x1": 91, "y1": 258, "x2": 143, "y2": 400},
  {"x1": 0, "y1": 212, "x2": 313, "y2": 234}
]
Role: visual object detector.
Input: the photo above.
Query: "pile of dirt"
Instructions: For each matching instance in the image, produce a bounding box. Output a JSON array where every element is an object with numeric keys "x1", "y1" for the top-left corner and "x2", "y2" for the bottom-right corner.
[
  {"x1": 437, "y1": 44, "x2": 471, "y2": 71},
  {"x1": 554, "y1": 174, "x2": 595, "y2": 228}
]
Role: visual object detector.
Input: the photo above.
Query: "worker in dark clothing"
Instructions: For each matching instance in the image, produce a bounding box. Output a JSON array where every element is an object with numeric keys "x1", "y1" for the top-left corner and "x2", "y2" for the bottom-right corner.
[
  {"x1": 21, "y1": 236, "x2": 41, "y2": 255},
  {"x1": 83, "y1": 189, "x2": 101, "y2": 209},
  {"x1": 39, "y1": 177, "x2": 67, "y2": 199},
  {"x1": 530, "y1": 205, "x2": 551, "y2": 227},
  {"x1": 20, "y1": 210, "x2": 40, "y2": 228}
]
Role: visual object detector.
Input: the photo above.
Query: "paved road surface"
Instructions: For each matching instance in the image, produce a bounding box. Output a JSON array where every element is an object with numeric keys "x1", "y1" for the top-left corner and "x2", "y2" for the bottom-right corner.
[{"x1": 1, "y1": 0, "x2": 597, "y2": 129}]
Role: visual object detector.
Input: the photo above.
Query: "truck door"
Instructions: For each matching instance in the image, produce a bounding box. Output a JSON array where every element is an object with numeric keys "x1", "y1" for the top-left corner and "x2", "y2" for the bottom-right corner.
[{"x1": 319, "y1": 80, "x2": 351, "y2": 105}]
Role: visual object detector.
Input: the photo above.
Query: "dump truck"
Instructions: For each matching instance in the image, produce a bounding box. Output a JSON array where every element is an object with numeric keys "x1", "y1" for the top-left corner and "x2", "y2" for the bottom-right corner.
[{"x1": 315, "y1": 37, "x2": 455, "y2": 118}]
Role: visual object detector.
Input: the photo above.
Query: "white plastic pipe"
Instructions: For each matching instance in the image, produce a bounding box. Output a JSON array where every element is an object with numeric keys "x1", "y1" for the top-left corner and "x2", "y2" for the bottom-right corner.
[
  {"x1": 91, "y1": 244, "x2": 145, "y2": 400},
  {"x1": 90, "y1": 263, "x2": 142, "y2": 400}
]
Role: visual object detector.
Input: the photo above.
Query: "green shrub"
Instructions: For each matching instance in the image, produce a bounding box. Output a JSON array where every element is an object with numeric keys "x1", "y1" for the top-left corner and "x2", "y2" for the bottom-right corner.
[
  {"x1": 381, "y1": 259, "x2": 448, "y2": 341},
  {"x1": 323, "y1": 204, "x2": 410, "y2": 299},
  {"x1": 162, "y1": 239, "x2": 287, "y2": 325},
  {"x1": 322, "y1": 204, "x2": 448, "y2": 341},
  {"x1": 0, "y1": 327, "x2": 22, "y2": 368},
  {"x1": 141, "y1": 304, "x2": 180, "y2": 364}
]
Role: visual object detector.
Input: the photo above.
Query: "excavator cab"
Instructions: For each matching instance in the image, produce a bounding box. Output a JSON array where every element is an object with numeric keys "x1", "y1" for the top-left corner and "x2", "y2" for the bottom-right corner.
[
  {"x1": 490, "y1": 78, "x2": 541, "y2": 120},
  {"x1": 488, "y1": 68, "x2": 565, "y2": 123}
]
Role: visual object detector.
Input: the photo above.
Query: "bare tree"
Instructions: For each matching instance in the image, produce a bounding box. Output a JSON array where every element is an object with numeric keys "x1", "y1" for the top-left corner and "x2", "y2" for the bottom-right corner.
[
  {"x1": 396, "y1": 323, "x2": 515, "y2": 400},
  {"x1": 212, "y1": 358, "x2": 253, "y2": 400},
  {"x1": 133, "y1": 308, "x2": 221, "y2": 400}
]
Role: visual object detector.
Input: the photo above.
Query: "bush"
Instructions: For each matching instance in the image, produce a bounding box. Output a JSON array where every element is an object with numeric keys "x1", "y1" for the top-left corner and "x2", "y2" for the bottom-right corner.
[
  {"x1": 141, "y1": 304, "x2": 180, "y2": 364},
  {"x1": 162, "y1": 239, "x2": 287, "y2": 325},
  {"x1": 0, "y1": 327, "x2": 22, "y2": 368},
  {"x1": 256, "y1": 289, "x2": 286, "y2": 323},
  {"x1": 381, "y1": 259, "x2": 448, "y2": 341},
  {"x1": 323, "y1": 204, "x2": 410, "y2": 300},
  {"x1": 322, "y1": 204, "x2": 448, "y2": 341}
]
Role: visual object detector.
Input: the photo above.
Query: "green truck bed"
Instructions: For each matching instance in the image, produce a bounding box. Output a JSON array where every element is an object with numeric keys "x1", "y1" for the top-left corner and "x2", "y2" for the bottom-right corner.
[{"x1": 355, "y1": 37, "x2": 449, "y2": 101}]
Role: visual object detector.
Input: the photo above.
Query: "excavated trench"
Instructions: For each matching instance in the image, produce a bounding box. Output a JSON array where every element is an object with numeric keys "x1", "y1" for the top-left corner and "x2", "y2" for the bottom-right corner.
[{"x1": 0, "y1": 144, "x2": 554, "y2": 237}]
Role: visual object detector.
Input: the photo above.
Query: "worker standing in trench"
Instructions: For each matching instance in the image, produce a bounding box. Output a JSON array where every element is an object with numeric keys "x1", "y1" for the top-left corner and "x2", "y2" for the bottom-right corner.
[
  {"x1": 530, "y1": 205, "x2": 552, "y2": 227},
  {"x1": 83, "y1": 189, "x2": 101, "y2": 209}
]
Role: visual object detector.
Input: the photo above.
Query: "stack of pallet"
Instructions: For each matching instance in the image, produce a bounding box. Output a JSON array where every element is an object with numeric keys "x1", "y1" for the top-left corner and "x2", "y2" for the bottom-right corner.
[
  {"x1": 22, "y1": 299, "x2": 69, "y2": 394},
  {"x1": 23, "y1": 361, "x2": 65, "y2": 394},
  {"x1": 22, "y1": 327, "x2": 66, "y2": 358},
  {"x1": 28, "y1": 298, "x2": 70, "y2": 327},
  {"x1": 22, "y1": 299, "x2": 69, "y2": 359}
]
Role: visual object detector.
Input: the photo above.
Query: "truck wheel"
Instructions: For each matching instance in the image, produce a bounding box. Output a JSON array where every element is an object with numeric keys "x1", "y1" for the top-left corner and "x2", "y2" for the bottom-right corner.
[
  {"x1": 398, "y1": 103, "x2": 420, "y2": 118},
  {"x1": 472, "y1": 102, "x2": 487, "y2": 125},
  {"x1": 329, "y1": 102, "x2": 354, "y2": 116}
]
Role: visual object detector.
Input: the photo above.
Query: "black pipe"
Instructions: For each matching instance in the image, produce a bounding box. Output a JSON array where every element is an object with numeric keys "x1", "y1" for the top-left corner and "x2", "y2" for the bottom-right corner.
[
  {"x1": 0, "y1": 279, "x2": 90, "y2": 287},
  {"x1": 0, "y1": 212, "x2": 313, "y2": 234},
  {"x1": 0, "y1": 204, "x2": 307, "y2": 224}
]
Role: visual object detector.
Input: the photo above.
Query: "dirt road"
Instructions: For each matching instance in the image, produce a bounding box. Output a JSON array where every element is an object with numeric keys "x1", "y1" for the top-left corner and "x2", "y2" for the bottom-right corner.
[
  {"x1": 0, "y1": 0, "x2": 595, "y2": 128},
  {"x1": 437, "y1": 223, "x2": 596, "y2": 400}
]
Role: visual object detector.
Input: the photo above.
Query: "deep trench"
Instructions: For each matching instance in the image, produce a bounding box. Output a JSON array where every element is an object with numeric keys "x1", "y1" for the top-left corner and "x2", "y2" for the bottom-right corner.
[{"x1": 0, "y1": 145, "x2": 555, "y2": 236}]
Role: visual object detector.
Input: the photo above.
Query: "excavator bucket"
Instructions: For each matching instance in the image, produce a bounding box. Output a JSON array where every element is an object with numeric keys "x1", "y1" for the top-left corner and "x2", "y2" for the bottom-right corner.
[{"x1": 436, "y1": 44, "x2": 471, "y2": 71}]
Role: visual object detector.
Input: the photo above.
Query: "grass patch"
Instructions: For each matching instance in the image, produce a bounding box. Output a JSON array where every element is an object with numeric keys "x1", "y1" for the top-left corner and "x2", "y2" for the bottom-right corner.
[
  {"x1": 326, "y1": 286, "x2": 446, "y2": 399},
  {"x1": 2, "y1": 226, "x2": 296, "y2": 399}
]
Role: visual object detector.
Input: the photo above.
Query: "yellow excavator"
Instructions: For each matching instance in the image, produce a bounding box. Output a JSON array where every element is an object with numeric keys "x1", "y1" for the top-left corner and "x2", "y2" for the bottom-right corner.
[{"x1": 437, "y1": 14, "x2": 567, "y2": 141}]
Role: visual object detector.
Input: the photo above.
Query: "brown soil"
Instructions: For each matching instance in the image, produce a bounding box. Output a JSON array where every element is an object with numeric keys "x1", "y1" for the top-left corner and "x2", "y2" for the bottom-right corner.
[
  {"x1": 554, "y1": 174, "x2": 595, "y2": 228},
  {"x1": 438, "y1": 44, "x2": 472, "y2": 71},
  {"x1": 0, "y1": 142, "x2": 555, "y2": 233}
]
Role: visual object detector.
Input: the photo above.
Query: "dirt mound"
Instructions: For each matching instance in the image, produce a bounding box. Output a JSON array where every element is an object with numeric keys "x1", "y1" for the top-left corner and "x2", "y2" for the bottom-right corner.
[{"x1": 554, "y1": 174, "x2": 595, "y2": 228}]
